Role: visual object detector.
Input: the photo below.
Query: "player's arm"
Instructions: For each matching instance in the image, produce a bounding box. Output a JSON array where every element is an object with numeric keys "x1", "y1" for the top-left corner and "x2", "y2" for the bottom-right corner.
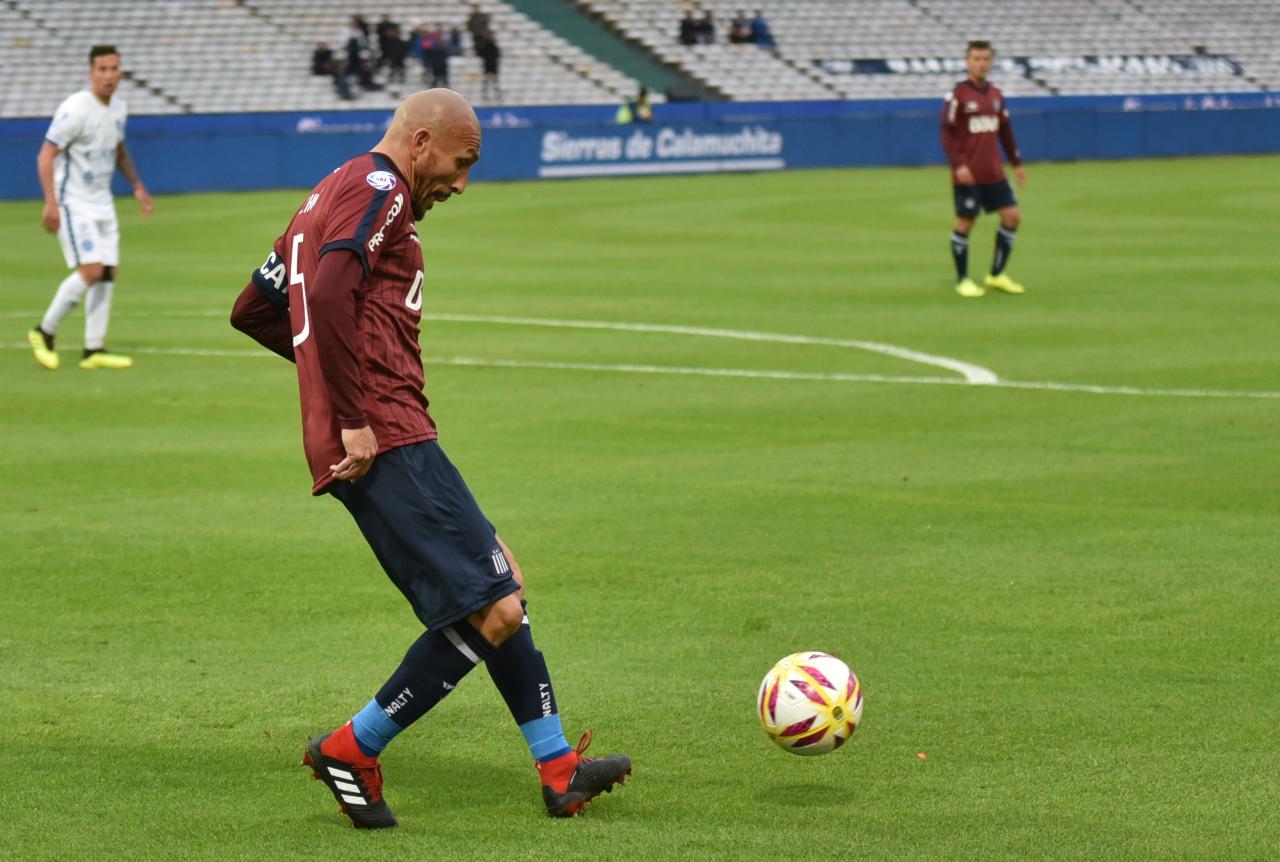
[
  {"x1": 231, "y1": 241, "x2": 294, "y2": 361},
  {"x1": 230, "y1": 281, "x2": 294, "y2": 362},
  {"x1": 309, "y1": 248, "x2": 377, "y2": 483},
  {"x1": 36, "y1": 140, "x2": 60, "y2": 232},
  {"x1": 940, "y1": 92, "x2": 973, "y2": 185},
  {"x1": 116, "y1": 142, "x2": 153, "y2": 217},
  {"x1": 998, "y1": 106, "x2": 1026, "y2": 186}
]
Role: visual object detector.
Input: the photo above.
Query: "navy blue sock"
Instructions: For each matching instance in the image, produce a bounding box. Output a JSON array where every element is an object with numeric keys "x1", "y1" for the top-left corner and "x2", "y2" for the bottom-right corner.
[
  {"x1": 350, "y1": 621, "x2": 496, "y2": 757},
  {"x1": 950, "y1": 230, "x2": 970, "y2": 280},
  {"x1": 486, "y1": 603, "x2": 572, "y2": 761},
  {"x1": 992, "y1": 225, "x2": 1016, "y2": 275}
]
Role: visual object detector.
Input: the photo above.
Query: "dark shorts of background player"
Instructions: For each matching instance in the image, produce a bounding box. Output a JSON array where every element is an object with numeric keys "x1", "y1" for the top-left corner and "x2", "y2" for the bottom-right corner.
[
  {"x1": 954, "y1": 180, "x2": 1017, "y2": 218},
  {"x1": 329, "y1": 440, "x2": 520, "y2": 631}
]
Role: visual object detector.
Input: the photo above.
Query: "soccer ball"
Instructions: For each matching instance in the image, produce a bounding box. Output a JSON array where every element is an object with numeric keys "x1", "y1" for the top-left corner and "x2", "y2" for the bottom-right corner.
[{"x1": 757, "y1": 651, "x2": 863, "y2": 756}]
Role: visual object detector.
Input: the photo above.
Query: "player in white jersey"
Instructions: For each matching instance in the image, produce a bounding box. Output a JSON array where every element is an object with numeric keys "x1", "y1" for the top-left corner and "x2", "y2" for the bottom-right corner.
[{"x1": 27, "y1": 45, "x2": 153, "y2": 370}]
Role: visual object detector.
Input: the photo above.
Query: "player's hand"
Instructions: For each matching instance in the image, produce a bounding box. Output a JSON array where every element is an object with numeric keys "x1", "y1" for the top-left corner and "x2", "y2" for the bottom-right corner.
[
  {"x1": 954, "y1": 165, "x2": 975, "y2": 185},
  {"x1": 1014, "y1": 166, "x2": 1027, "y2": 187},
  {"x1": 40, "y1": 201, "x2": 60, "y2": 233},
  {"x1": 134, "y1": 185, "x2": 154, "y2": 218},
  {"x1": 330, "y1": 425, "x2": 378, "y2": 483}
]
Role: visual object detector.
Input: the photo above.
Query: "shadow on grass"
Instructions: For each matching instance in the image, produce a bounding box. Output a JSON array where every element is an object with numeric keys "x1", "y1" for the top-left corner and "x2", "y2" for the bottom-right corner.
[{"x1": 757, "y1": 781, "x2": 857, "y2": 808}]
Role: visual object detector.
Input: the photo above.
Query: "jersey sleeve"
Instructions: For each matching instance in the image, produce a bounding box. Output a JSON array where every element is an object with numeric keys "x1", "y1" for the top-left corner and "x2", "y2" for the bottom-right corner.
[
  {"x1": 45, "y1": 95, "x2": 83, "y2": 149},
  {"x1": 940, "y1": 88, "x2": 965, "y2": 168},
  {"x1": 318, "y1": 170, "x2": 408, "y2": 276},
  {"x1": 997, "y1": 96, "x2": 1021, "y2": 167}
]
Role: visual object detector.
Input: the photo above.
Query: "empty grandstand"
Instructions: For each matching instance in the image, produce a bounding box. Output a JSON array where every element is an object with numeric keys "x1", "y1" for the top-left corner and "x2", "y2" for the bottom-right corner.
[{"x1": 1, "y1": 0, "x2": 1278, "y2": 118}]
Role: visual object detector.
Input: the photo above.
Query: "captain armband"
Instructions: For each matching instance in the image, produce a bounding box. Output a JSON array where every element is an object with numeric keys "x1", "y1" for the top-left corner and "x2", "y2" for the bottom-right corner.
[{"x1": 251, "y1": 249, "x2": 289, "y2": 307}]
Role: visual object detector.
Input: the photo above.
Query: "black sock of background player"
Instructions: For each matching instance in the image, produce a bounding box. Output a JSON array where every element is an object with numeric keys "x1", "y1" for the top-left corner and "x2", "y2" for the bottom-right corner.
[
  {"x1": 992, "y1": 225, "x2": 1017, "y2": 276},
  {"x1": 950, "y1": 230, "x2": 969, "y2": 280}
]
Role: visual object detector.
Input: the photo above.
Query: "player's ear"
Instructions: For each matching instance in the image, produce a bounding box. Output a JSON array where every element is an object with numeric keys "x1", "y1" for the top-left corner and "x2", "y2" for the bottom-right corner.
[{"x1": 414, "y1": 128, "x2": 433, "y2": 156}]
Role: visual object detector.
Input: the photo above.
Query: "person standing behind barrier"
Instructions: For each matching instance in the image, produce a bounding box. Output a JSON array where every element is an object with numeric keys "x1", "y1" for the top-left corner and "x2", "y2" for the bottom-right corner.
[{"x1": 28, "y1": 44, "x2": 152, "y2": 371}]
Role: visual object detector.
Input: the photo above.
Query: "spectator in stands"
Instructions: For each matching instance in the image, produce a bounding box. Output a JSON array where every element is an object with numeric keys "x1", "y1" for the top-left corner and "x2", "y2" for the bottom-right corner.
[
  {"x1": 384, "y1": 23, "x2": 409, "y2": 84},
  {"x1": 678, "y1": 11, "x2": 698, "y2": 46},
  {"x1": 345, "y1": 16, "x2": 371, "y2": 79},
  {"x1": 420, "y1": 25, "x2": 450, "y2": 88},
  {"x1": 312, "y1": 42, "x2": 335, "y2": 77},
  {"x1": 749, "y1": 10, "x2": 774, "y2": 47},
  {"x1": 467, "y1": 5, "x2": 491, "y2": 49},
  {"x1": 312, "y1": 42, "x2": 353, "y2": 100},
  {"x1": 615, "y1": 86, "x2": 654, "y2": 123},
  {"x1": 477, "y1": 29, "x2": 502, "y2": 102},
  {"x1": 376, "y1": 15, "x2": 398, "y2": 69},
  {"x1": 696, "y1": 10, "x2": 715, "y2": 44},
  {"x1": 729, "y1": 12, "x2": 752, "y2": 44}
]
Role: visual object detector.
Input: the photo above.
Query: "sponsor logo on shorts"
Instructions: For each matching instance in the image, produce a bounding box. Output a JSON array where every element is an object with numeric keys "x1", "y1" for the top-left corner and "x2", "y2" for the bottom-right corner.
[{"x1": 366, "y1": 170, "x2": 397, "y2": 191}]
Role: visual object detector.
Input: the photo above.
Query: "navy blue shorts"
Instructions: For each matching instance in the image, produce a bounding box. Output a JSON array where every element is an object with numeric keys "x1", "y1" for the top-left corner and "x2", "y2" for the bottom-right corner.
[
  {"x1": 329, "y1": 440, "x2": 520, "y2": 631},
  {"x1": 954, "y1": 180, "x2": 1016, "y2": 218}
]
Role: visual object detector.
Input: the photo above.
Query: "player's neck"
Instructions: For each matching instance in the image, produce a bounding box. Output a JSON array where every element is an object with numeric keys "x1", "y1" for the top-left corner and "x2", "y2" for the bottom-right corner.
[
  {"x1": 371, "y1": 145, "x2": 411, "y2": 187},
  {"x1": 968, "y1": 76, "x2": 988, "y2": 88},
  {"x1": 91, "y1": 89, "x2": 112, "y2": 105}
]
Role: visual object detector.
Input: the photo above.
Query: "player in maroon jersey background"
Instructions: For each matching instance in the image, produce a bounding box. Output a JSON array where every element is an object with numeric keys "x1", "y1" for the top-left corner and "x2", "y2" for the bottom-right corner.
[
  {"x1": 230, "y1": 89, "x2": 630, "y2": 829},
  {"x1": 941, "y1": 40, "x2": 1028, "y2": 298}
]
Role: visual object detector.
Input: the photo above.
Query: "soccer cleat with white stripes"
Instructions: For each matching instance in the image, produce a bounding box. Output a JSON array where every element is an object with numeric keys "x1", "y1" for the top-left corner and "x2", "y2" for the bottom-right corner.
[{"x1": 302, "y1": 733, "x2": 398, "y2": 829}]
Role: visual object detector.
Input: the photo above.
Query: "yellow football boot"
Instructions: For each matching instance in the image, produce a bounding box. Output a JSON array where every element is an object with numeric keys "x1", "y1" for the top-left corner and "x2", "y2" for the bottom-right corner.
[
  {"x1": 984, "y1": 273, "x2": 1025, "y2": 295},
  {"x1": 955, "y1": 277, "x2": 985, "y2": 298},
  {"x1": 27, "y1": 328, "x2": 58, "y2": 369},
  {"x1": 79, "y1": 351, "x2": 134, "y2": 369}
]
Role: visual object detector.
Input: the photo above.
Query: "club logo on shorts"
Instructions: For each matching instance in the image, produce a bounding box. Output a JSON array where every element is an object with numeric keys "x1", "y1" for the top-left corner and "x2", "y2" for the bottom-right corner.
[
  {"x1": 366, "y1": 170, "x2": 397, "y2": 191},
  {"x1": 964, "y1": 198, "x2": 975, "y2": 209}
]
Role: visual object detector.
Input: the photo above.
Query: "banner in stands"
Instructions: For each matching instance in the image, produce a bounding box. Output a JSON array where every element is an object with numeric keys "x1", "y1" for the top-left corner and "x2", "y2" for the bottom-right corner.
[
  {"x1": 535, "y1": 124, "x2": 785, "y2": 177},
  {"x1": 819, "y1": 55, "x2": 1243, "y2": 77}
]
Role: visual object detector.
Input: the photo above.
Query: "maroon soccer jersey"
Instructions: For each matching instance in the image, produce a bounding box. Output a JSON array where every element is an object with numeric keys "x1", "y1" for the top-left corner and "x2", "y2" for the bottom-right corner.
[
  {"x1": 251, "y1": 152, "x2": 436, "y2": 493},
  {"x1": 940, "y1": 80, "x2": 1021, "y2": 186}
]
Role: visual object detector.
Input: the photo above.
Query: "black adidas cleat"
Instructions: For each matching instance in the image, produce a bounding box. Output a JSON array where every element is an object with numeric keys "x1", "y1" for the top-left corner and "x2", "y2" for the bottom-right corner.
[
  {"x1": 302, "y1": 732, "x2": 398, "y2": 829},
  {"x1": 537, "y1": 732, "x2": 632, "y2": 818}
]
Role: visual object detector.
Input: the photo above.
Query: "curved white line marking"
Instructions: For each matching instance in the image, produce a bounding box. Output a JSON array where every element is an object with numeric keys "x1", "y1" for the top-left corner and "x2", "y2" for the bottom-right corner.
[
  {"x1": 8, "y1": 343, "x2": 1276, "y2": 399},
  {"x1": 427, "y1": 313, "x2": 999, "y2": 384},
  {"x1": 3, "y1": 309, "x2": 995, "y2": 383}
]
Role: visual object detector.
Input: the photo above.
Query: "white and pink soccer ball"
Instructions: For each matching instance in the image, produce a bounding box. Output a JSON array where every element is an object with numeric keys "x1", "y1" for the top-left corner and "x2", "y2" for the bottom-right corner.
[{"x1": 757, "y1": 652, "x2": 863, "y2": 756}]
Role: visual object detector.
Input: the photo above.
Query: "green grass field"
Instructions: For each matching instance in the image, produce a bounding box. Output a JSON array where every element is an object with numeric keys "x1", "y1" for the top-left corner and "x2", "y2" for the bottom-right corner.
[{"x1": 2, "y1": 155, "x2": 1278, "y2": 861}]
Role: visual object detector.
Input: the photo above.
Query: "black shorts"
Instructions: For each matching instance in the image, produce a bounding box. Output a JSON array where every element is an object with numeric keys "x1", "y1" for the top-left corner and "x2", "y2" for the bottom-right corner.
[
  {"x1": 954, "y1": 180, "x2": 1016, "y2": 218},
  {"x1": 329, "y1": 440, "x2": 520, "y2": 631}
]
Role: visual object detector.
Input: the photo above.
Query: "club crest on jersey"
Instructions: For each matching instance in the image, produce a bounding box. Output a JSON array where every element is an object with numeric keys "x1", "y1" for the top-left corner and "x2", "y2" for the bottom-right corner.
[
  {"x1": 964, "y1": 101, "x2": 979, "y2": 113},
  {"x1": 366, "y1": 170, "x2": 397, "y2": 191}
]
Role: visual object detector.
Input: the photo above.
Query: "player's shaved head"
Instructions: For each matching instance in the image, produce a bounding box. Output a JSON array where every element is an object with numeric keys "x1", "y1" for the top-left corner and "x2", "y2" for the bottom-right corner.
[
  {"x1": 375, "y1": 89, "x2": 482, "y2": 220},
  {"x1": 389, "y1": 88, "x2": 478, "y2": 140}
]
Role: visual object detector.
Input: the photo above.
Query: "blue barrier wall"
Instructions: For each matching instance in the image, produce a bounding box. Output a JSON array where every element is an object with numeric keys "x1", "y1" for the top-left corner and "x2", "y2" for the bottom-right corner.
[{"x1": 1, "y1": 93, "x2": 1277, "y2": 199}]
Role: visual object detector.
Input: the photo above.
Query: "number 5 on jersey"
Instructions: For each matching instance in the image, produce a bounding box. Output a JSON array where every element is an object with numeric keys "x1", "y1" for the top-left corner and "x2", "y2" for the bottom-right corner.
[{"x1": 290, "y1": 233, "x2": 310, "y2": 347}]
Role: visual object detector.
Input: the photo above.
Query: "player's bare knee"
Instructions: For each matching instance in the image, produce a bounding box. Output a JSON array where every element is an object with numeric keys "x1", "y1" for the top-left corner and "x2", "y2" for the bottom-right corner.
[
  {"x1": 953, "y1": 218, "x2": 974, "y2": 235},
  {"x1": 79, "y1": 263, "x2": 105, "y2": 284},
  {"x1": 471, "y1": 594, "x2": 524, "y2": 646},
  {"x1": 492, "y1": 593, "x2": 525, "y2": 638},
  {"x1": 1001, "y1": 209, "x2": 1021, "y2": 230}
]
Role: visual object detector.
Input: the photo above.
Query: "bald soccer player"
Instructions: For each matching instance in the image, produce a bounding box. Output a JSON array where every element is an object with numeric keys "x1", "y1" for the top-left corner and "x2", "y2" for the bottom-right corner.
[{"x1": 230, "y1": 89, "x2": 631, "y2": 829}]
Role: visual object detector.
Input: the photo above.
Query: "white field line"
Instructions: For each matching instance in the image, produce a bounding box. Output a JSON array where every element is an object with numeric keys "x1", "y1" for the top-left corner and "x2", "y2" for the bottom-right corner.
[
  {"x1": 4, "y1": 342, "x2": 1279, "y2": 399},
  {"x1": 0, "y1": 309, "x2": 998, "y2": 384}
]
